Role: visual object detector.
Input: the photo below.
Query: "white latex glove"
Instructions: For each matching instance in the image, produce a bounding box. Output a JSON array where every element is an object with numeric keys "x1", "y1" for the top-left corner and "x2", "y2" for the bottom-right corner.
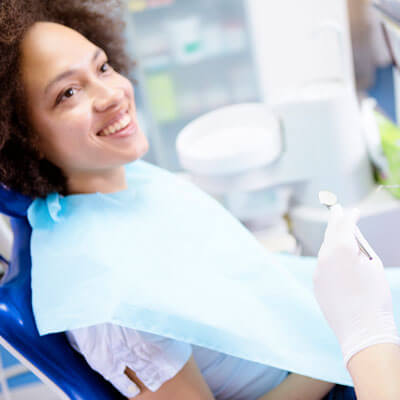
[{"x1": 314, "y1": 204, "x2": 400, "y2": 365}]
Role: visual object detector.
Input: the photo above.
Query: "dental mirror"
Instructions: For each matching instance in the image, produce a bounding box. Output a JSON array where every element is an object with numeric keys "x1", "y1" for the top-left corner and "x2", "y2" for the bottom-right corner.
[
  {"x1": 318, "y1": 190, "x2": 337, "y2": 209},
  {"x1": 318, "y1": 190, "x2": 373, "y2": 260}
]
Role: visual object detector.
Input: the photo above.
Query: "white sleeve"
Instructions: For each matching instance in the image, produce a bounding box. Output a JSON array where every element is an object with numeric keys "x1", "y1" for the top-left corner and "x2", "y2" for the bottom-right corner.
[{"x1": 65, "y1": 323, "x2": 192, "y2": 398}]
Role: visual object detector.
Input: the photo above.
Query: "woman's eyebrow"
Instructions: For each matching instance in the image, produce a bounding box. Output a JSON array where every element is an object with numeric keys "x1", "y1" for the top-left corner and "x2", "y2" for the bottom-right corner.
[{"x1": 44, "y1": 48, "x2": 103, "y2": 95}]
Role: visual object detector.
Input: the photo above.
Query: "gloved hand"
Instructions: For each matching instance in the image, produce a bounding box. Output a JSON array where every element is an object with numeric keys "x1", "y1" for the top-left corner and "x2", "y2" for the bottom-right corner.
[{"x1": 314, "y1": 204, "x2": 400, "y2": 366}]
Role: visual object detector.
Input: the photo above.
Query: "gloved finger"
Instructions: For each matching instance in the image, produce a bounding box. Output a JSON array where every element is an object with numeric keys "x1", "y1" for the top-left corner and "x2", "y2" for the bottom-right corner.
[
  {"x1": 324, "y1": 204, "x2": 344, "y2": 240},
  {"x1": 349, "y1": 207, "x2": 360, "y2": 225},
  {"x1": 323, "y1": 206, "x2": 360, "y2": 256},
  {"x1": 339, "y1": 208, "x2": 378, "y2": 260},
  {"x1": 353, "y1": 225, "x2": 379, "y2": 260},
  {"x1": 329, "y1": 204, "x2": 343, "y2": 222},
  {"x1": 336, "y1": 207, "x2": 360, "y2": 238}
]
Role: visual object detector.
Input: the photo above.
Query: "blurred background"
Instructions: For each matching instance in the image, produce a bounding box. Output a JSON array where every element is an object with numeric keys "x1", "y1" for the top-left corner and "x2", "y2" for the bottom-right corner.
[
  {"x1": 128, "y1": 0, "x2": 261, "y2": 170},
  {"x1": 1, "y1": 0, "x2": 400, "y2": 398},
  {"x1": 127, "y1": 0, "x2": 398, "y2": 260},
  {"x1": 130, "y1": 0, "x2": 392, "y2": 169}
]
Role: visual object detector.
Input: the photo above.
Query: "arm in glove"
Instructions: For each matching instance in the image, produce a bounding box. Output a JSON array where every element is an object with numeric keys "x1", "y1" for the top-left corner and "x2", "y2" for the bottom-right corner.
[{"x1": 314, "y1": 204, "x2": 400, "y2": 365}]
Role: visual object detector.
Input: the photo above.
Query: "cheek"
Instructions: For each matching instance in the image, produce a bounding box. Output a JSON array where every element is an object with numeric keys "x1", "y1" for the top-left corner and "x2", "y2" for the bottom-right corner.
[
  {"x1": 61, "y1": 105, "x2": 92, "y2": 131},
  {"x1": 119, "y1": 75, "x2": 135, "y2": 103},
  {"x1": 37, "y1": 106, "x2": 93, "y2": 160}
]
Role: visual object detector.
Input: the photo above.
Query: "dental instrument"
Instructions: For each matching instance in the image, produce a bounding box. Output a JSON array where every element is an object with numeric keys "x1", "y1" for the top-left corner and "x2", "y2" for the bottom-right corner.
[{"x1": 318, "y1": 191, "x2": 373, "y2": 260}]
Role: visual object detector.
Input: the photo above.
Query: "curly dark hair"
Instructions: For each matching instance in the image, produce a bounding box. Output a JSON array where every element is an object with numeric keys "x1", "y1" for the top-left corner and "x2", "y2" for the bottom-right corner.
[{"x1": 0, "y1": 0, "x2": 134, "y2": 198}]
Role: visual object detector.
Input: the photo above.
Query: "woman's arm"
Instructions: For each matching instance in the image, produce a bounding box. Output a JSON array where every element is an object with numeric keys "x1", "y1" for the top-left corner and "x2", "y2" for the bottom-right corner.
[
  {"x1": 347, "y1": 343, "x2": 400, "y2": 400},
  {"x1": 126, "y1": 361, "x2": 333, "y2": 400},
  {"x1": 126, "y1": 355, "x2": 215, "y2": 400},
  {"x1": 256, "y1": 373, "x2": 334, "y2": 400}
]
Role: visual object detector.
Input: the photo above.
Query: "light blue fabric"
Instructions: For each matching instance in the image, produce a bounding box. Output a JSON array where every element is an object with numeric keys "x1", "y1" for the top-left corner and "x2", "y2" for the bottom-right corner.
[
  {"x1": 191, "y1": 344, "x2": 288, "y2": 399},
  {"x1": 27, "y1": 160, "x2": 400, "y2": 387}
]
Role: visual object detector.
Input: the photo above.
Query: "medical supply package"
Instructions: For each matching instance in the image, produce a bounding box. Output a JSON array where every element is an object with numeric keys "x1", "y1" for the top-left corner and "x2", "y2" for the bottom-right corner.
[
  {"x1": 27, "y1": 160, "x2": 400, "y2": 387},
  {"x1": 375, "y1": 110, "x2": 400, "y2": 197}
]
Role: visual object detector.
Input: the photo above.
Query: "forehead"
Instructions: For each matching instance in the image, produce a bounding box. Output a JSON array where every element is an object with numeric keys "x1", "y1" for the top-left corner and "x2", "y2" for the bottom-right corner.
[{"x1": 20, "y1": 22, "x2": 97, "y2": 91}]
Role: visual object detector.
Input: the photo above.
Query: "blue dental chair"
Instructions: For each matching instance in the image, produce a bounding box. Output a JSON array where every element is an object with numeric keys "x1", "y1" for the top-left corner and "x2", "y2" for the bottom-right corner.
[{"x1": 0, "y1": 186, "x2": 125, "y2": 399}]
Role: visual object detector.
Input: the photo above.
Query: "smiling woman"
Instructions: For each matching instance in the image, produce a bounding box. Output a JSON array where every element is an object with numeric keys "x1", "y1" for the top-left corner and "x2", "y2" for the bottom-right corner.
[
  {"x1": 0, "y1": 0, "x2": 147, "y2": 197},
  {"x1": 19, "y1": 21, "x2": 148, "y2": 195}
]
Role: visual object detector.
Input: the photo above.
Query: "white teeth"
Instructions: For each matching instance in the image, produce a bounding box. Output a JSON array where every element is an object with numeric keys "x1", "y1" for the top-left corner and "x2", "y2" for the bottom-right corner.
[{"x1": 99, "y1": 114, "x2": 131, "y2": 136}]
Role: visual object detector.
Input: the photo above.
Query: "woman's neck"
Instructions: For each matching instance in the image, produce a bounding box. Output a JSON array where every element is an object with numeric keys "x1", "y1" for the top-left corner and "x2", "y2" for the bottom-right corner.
[{"x1": 66, "y1": 166, "x2": 127, "y2": 195}]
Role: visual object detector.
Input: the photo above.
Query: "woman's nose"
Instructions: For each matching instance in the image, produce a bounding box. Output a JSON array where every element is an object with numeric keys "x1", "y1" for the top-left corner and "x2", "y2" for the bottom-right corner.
[{"x1": 93, "y1": 84, "x2": 125, "y2": 113}]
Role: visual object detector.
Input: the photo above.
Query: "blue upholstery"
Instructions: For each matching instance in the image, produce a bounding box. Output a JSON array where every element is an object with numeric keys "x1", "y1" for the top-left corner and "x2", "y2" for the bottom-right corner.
[{"x1": 0, "y1": 186, "x2": 124, "y2": 399}]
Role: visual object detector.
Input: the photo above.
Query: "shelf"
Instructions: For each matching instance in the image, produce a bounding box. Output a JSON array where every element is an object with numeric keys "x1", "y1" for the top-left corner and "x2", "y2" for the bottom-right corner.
[
  {"x1": 141, "y1": 46, "x2": 248, "y2": 73},
  {"x1": 157, "y1": 96, "x2": 260, "y2": 128},
  {"x1": 127, "y1": 0, "x2": 174, "y2": 13}
]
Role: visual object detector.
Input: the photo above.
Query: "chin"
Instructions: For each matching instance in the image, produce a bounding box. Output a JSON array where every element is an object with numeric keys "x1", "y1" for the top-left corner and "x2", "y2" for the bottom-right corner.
[{"x1": 123, "y1": 137, "x2": 149, "y2": 164}]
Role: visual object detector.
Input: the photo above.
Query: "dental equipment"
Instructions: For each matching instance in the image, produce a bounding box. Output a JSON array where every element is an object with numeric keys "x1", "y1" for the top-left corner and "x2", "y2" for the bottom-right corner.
[
  {"x1": 176, "y1": 0, "x2": 400, "y2": 265},
  {"x1": 318, "y1": 191, "x2": 373, "y2": 260}
]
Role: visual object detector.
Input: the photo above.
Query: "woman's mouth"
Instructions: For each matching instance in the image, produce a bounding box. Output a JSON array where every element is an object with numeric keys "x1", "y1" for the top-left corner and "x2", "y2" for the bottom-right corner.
[{"x1": 97, "y1": 113, "x2": 136, "y2": 137}]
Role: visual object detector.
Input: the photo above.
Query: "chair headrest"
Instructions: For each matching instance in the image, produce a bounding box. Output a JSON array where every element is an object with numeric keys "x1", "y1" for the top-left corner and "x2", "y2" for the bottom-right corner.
[{"x1": 0, "y1": 186, "x2": 32, "y2": 218}]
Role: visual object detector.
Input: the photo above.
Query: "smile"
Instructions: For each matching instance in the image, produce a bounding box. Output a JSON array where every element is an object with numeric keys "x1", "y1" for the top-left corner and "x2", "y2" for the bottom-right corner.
[{"x1": 98, "y1": 113, "x2": 132, "y2": 136}]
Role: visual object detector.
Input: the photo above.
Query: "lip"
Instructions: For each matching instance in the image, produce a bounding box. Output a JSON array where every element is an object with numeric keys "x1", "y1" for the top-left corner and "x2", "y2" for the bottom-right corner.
[
  {"x1": 99, "y1": 118, "x2": 137, "y2": 139},
  {"x1": 97, "y1": 110, "x2": 130, "y2": 136}
]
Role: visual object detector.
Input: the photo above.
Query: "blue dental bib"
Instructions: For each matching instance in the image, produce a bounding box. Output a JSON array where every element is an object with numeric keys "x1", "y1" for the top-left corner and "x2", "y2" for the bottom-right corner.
[{"x1": 27, "y1": 160, "x2": 400, "y2": 386}]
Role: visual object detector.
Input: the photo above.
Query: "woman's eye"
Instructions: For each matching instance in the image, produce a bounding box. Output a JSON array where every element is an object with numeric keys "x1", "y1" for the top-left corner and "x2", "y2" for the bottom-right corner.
[
  {"x1": 56, "y1": 88, "x2": 76, "y2": 105},
  {"x1": 64, "y1": 88, "x2": 75, "y2": 97},
  {"x1": 100, "y1": 62, "x2": 111, "y2": 73}
]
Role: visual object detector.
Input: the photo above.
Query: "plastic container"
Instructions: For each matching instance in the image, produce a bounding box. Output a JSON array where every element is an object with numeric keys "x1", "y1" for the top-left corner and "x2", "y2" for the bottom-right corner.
[{"x1": 176, "y1": 103, "x2": 283, "y2": 176}]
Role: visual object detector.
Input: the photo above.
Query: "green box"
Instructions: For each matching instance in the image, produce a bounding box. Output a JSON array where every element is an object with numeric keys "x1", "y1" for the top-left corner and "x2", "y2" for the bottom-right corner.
[{"x1": 376, "y1": 111, "x2": 400, "y2": 198}]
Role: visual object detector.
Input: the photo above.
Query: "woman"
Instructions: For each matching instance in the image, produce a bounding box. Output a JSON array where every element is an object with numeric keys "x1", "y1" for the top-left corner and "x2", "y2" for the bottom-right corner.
[
  {"x1": 315, "y1": 204, "x2": 400, "y2": 399},
  {"x1": 0, "y1": 1, "x2": 348, "y2": 398}
]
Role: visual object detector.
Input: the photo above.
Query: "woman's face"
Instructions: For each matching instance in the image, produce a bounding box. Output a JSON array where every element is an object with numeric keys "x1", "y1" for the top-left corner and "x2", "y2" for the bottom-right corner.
[{"x1": 19, "y1": 22, "x2": 148, "y2": 185}]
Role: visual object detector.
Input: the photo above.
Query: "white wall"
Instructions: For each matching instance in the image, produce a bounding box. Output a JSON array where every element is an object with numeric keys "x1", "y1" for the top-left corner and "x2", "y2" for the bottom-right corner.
[{"x1": 245, "y1": 0, "x2": 355, "y2": 103}]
